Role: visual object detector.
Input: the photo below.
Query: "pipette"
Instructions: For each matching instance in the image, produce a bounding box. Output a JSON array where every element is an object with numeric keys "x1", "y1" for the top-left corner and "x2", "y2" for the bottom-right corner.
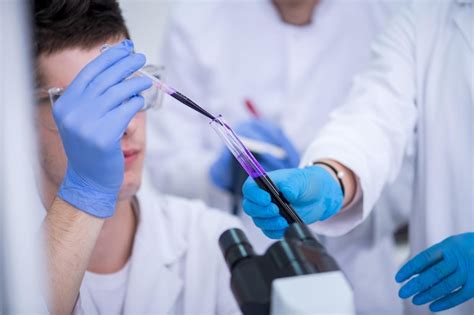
[
  {"x1": 100, "y1": 44, "x2": 216, "y2": 120},
  {"x1": 211, "y1": 116, "x2": 303, "y2": 225},
  {"x1": 137, "y1": 69, "x2": 216, "y2": 120}
]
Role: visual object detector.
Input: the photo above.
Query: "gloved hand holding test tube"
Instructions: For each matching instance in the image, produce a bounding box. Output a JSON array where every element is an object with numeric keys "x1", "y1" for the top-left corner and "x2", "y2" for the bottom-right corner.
[
  {"x1": 143, "y1": 76, "x2": 302, "y2": 224},
  {"x1": 210, "y1": 116, "x2": 303, "y2": 225}
]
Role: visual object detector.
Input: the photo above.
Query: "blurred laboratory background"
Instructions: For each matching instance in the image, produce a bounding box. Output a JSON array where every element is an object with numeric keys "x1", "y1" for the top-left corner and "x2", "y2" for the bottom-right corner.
[{"x1": 0, "y1": 1, "x2": 412, "y2": 313}]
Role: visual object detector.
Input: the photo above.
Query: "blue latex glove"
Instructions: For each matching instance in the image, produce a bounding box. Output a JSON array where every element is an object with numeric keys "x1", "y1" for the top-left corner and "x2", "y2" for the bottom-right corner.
[
  {"x1": 55, "y1": 40, "x2": 152, "y2": 218},
  {"x1": 396, "y1": 233, "x2": 474, "y2": 312},
  {"x1": 210, "y1": 118, "x2": 300, "y2": 191},
  {"x1": 241, "y1": 166, "x2": 343, "y2": 239}
]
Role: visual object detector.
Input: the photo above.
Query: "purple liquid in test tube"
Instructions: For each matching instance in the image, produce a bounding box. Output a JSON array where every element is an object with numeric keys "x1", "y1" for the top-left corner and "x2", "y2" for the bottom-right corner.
[
  {"x1": 210, "y1": 116, "x2": 265, "y2": 178},
  {"x1": 237, "y1": 152, "x2": 265, "y2": 179},
  {"x1": 210, "y1": 116, "x2": 303, "y2": 224}
]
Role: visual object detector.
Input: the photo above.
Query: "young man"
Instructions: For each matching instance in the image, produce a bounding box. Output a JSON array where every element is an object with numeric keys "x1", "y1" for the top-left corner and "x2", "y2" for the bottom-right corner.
[{"x1": 33, "y1": 1, "x2": 241, "y2": 314}]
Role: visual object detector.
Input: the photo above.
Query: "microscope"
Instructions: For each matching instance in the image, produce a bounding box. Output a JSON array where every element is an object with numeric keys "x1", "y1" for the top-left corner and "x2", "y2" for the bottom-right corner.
[{"x1": 219, "y1": 223, "x2": 355, "y2": 315}]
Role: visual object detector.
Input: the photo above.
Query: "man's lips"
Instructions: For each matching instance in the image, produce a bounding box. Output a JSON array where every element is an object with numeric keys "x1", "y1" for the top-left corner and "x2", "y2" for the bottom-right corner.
[{"x1": 123, "y1": 149, "x2": 140, "y2": 166}]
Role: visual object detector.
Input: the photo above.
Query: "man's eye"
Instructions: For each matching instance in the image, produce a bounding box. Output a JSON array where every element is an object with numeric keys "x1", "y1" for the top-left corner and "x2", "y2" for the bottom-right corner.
[{"x1": 37, "y1": 97, "x2": 51, "y2": 106}]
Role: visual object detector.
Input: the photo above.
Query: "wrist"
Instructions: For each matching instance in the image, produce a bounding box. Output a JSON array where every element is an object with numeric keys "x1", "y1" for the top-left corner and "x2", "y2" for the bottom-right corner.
[
  {"x1": 312, "y1": 159, "x2": 356, "y2": 208},
  {"x1": 312, "y1": 161, "x2": 345, "y2": 197},
  {"x1": 58, "y1": 168, "x2": 118, "y2": 218},
  {"x1": 46, "y1": 197, "x2": 106, "y2": 231}
]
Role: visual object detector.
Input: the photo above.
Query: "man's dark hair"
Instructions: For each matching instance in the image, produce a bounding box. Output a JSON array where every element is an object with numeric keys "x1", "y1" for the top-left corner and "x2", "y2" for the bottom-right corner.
[{"x1": 32, "y1": 0, "x2": 130, "y2": 57}]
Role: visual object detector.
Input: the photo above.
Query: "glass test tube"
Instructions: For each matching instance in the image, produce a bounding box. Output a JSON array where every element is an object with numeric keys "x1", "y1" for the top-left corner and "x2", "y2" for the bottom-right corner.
[{"x1": 210, "y1": 116, "x2": 303, "y2": 225}]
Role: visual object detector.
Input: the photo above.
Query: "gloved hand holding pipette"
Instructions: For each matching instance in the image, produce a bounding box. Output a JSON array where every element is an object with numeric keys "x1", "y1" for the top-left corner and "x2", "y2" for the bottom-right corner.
[
  {"x1": 241, "y1": 166, "x2": 344, "y2": 239},
  {"x1": 55, "y1": 40, "x2": 152, "y2": 218},
  {"x1": 210, "y1": 118, "x2": 300, "y2": 191}
]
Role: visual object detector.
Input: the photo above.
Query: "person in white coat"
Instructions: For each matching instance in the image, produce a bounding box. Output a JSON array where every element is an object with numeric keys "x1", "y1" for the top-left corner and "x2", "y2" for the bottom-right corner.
[
  {"x1": 241, "y1": 0, "x2": 473, "y2": 314},
  {"x1": 33, "y1": 1, "x2": 240, "y2": 314},
  {"x1": 147, "y1": 0, "x2": 411, "y2": 313}
]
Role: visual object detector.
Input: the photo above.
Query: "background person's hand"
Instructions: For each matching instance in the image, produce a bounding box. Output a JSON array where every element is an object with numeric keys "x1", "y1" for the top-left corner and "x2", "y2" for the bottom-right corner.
[
  {"x1": 241, "y1": 166, "x2": 343, "y2": 239},
  {"x1": 396, "y1": 233, "x2": 474, "y2": 312},
  {"x1": 55, "y1": 40, "x2": 152, "y2": 218},
  {"x1": 210, "y1": 118, "x2": 300, "y2": 191}
]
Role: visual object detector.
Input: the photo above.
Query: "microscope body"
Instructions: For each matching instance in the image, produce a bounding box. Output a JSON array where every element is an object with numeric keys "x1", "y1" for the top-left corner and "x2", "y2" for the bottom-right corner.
[
  {"x1": 271, "y1": 270, "x2": 354, "y2": 314},
  {"x1": 219, "y1": 223, "x2": 355, "y2": 315}
]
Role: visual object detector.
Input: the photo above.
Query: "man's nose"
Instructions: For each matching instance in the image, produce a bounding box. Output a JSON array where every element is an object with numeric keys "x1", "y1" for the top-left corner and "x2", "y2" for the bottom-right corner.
[{"x1": 124, "y1": 115, "x2": 139, "y2": 136}]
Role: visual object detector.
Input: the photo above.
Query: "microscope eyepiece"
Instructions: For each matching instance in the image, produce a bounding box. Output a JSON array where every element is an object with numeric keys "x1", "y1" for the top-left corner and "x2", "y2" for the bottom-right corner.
[{"x1": 219, "y1": 228, "x2": 256, "y2": 270}]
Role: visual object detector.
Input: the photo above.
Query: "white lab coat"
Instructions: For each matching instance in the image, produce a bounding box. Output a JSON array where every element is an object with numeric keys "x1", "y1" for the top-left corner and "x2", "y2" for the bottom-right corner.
[
  {"x1": 302, "y1": 1, "x2": 473, "y2": 314},
  {"x1": 73, "y1": 178, "x2": 242, "y2": 315},
  {"x1": 147, "y1": 1, "x2": 410, "y2": 314}
]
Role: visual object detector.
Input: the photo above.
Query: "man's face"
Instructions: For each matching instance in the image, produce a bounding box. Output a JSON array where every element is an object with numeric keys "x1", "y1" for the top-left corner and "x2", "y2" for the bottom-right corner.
[
  {"x1": 35, "y1": 40, "x2": 146, "y2": 206},
  {"x1": 271, "y1": 0, "x2": 319, "y2": 25}
]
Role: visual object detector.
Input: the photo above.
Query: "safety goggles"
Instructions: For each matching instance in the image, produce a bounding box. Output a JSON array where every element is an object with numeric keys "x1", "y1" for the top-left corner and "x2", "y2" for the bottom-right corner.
[{"x1": 35, "y1": 64, "x2": 165, "y2": 131}]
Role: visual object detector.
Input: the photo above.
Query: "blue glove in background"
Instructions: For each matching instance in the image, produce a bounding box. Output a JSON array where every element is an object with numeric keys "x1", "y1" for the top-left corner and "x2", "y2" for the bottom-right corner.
[
  {"x1": 55, "y1": 40, "x2": 152, "y2": 218},
  {"x1": 210, "y1": 118, "x2": 300, "y2": 191},
  {"x1": 241, "y1": 166, "x2": 343, "y2": 239},
  {"x1": 396, "y1": 233, "x2": 474, "y2": 312}
]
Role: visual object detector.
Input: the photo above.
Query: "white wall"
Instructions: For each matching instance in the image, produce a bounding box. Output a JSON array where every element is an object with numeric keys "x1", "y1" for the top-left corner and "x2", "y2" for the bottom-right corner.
[
  {"x1": 119, "y1": 0, "x2": 172, "y2": 65},
  {"x1": 0, "y1": 1, "x2": 45, "y2": 312}
]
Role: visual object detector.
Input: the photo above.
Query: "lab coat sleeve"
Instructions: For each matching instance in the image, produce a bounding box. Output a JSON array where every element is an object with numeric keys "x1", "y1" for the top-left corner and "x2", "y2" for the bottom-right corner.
[
  {"x1": 300, "y1": 3, "x2": 418, "y2": 236},
  {"x1": 146, "y1": 5, "x2": 224, "y2": 203}
]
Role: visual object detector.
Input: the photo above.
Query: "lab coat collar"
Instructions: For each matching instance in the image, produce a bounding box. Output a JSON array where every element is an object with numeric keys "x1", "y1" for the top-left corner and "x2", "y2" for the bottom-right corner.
[
  {"x1": 136, "y1": 173, "x2": 188, "y2": 264},
  {"x1": 454, "y1": 1, "x2": 473, "y2": 52},
  {"x1": 123, "y1": 175, "x2": 187, "y2": 314}
]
